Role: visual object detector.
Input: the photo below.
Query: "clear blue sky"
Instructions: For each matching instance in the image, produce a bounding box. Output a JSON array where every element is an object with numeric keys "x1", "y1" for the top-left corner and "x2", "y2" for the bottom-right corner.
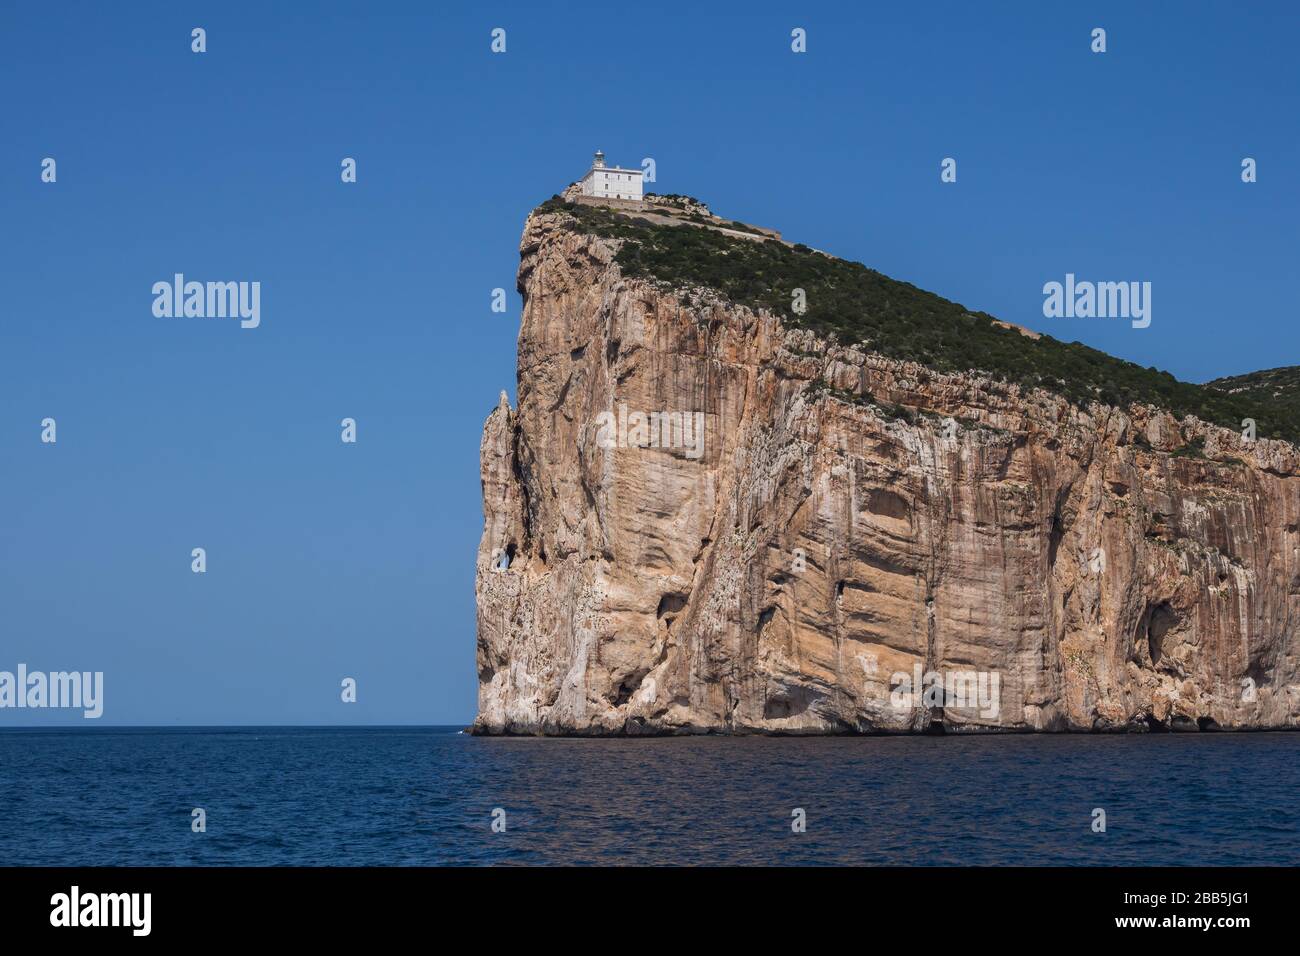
[{"x1": 2, "y1": 1, "x2": 1296, "y2": 724}]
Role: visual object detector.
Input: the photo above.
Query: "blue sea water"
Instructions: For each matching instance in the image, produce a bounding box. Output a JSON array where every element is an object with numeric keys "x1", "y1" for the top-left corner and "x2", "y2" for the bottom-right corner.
[{"x1": 0, "y1": 727, "x2": 1296, "y2": 866}]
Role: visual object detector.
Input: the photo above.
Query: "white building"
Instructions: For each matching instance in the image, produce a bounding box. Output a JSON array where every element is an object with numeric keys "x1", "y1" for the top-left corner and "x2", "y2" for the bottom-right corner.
[{"x1": 579, "y1": 150, "x2": 643, "y2": 202}]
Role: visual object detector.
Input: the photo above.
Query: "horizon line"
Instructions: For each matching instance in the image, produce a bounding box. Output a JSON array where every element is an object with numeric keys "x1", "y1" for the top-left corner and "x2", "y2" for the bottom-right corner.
[{"x1": 0, "y1": 722, "x2": 473, "y2": 730}]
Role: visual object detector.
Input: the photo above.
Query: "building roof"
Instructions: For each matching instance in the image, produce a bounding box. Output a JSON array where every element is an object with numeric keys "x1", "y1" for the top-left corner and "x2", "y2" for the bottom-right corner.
[{"x1": 583, "y1": 165, "x2": 643, "y2": 177}]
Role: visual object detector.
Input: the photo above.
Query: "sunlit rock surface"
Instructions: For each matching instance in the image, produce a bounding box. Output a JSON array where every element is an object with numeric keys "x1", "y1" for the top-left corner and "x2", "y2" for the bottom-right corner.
[{"x1": 473, "y1": 208, "x2": 1300, "y2": 735}]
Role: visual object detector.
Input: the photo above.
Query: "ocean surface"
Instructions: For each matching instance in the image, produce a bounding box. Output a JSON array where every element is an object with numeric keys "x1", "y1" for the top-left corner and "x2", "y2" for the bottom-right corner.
[{"x1": 1, "y1": 727, "x2": 1296, "y2": 866}]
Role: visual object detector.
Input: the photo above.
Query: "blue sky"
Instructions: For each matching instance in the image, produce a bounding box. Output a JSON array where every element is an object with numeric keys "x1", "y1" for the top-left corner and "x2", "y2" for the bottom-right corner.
[{"x1": 2, "y1": 1, "x2": 1296, "y2": 724}]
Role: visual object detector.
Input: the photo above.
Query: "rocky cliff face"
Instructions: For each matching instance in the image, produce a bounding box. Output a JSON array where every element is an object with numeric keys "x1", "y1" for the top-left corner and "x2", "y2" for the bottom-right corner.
[{"x1": 473, "y1": 208, "x2": 1300, "y2": 734}]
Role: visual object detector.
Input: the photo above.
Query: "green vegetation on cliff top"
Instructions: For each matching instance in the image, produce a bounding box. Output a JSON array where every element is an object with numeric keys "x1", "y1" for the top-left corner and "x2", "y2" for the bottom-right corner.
[
  {"x1": 1205, "y1": 368, "x2": 1300, "y2": 431},
  {"x1": 536, "y1": 197, "x2": 1298, "y2": 445}
]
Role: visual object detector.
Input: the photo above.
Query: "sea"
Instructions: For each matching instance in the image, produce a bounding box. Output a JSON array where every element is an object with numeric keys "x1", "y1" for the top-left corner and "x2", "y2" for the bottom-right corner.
[{"x1": 1, "y1": 727, "x2": 1296, "y2": 866}]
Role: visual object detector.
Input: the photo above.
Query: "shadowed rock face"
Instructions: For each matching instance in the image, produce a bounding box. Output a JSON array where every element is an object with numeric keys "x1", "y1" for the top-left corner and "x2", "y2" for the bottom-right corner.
[{"x1": 473, "y1": 210, "x2": 1300, "y2": 735}]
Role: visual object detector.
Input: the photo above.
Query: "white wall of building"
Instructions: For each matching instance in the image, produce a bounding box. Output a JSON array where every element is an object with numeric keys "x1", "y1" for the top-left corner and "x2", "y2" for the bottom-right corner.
[{"x1": 580, "y1": 166, "x2": 643, "y2": 201}]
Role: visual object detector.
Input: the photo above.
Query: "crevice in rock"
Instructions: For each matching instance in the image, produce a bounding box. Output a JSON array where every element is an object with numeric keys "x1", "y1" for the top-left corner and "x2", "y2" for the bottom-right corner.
[
  {"x1": 511, "y1": 433, "x2": 537, "y2": 547},
  {"x1": 1046, "y1": 488, "x2": 1070, "y2": 568},
  {"x1": 548, "y1": 372, "x2": 573, "y2": 412}
]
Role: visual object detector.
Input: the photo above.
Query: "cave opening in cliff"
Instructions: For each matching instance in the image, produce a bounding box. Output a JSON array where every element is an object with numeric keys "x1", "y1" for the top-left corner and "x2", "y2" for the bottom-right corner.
[
  {"x1": 612, "y1": 670, "x2": 648, "y2": 708},
  {"x1": 763, "y1": 686, "x2": 815, "y2": 720},
  {"x1": 1140, "y1": 602, "x2": 1177, "y2": 667},
  {"x1": 865, "y1": 488, "x2": 911, "y2": 523},
  {"x1": 1144, "y1": 713, "x2": 1169, "y2": 732},
  {"x1": 657, "y1": 592, "x2": 688, "y2": 624}
]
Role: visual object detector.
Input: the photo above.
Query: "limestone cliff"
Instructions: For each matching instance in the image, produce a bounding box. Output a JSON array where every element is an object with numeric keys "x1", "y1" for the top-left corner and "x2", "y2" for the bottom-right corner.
[{"x1": 473, "y1": 205, "x2": 1300, "y2": 735}]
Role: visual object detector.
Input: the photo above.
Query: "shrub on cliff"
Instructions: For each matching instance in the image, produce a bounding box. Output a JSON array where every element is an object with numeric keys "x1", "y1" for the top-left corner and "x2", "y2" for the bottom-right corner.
[{"x1": 535, "y1": 197, "x2": 1297, "y2": 445}]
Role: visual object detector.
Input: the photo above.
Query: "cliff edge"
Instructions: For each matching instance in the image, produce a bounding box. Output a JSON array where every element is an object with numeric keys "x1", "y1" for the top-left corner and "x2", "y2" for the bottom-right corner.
[{"x1": 472, "y1": 201, "x2": 1300, "y2": 735}]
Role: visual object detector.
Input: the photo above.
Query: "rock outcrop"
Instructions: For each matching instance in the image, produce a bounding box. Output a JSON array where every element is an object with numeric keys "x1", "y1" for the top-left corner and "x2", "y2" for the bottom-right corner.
[{"x1": 473, "y1": 207, "x2": 1300, "y2": 734}]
